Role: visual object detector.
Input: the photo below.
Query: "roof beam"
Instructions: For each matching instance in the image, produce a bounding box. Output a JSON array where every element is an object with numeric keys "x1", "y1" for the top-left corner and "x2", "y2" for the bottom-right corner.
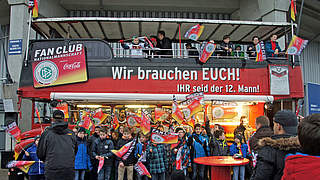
[
  {"x1": 98, "y1": 21, "x2": 108, "y2": 40},
  {"x1": 206, "y1": 24, "x2": 221, "y2": 40},
  {"x1": 239, "y1": 26, "x2": 260, "y2": 41},
  {"x1": 81, "y1": 22, "x2": 93, "y2": 38}
]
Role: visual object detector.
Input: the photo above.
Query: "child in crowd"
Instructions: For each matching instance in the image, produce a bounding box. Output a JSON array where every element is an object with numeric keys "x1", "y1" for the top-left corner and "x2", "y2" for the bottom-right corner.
[
  {"x1": 120, "y1": 36, "x2": 148, "y2": 58},
  {"x1": 187, "y1": 124, "x2": 210, "y2": 180},
  {"x1": 230, "y1": 135, "x2": 248, "y2": 180},
  {"x1": 171, "y1": 127, "x2": 190, "y2": 176},
  {"x1": 135, "y1": 133, "x2": 150, "y2": 180},
  {"x1": 220, "y1": 35, "x2": 233, "y2": 56},
  {"x1": 117, "y1": 127, "x2": 136, "y2": 180},
  {"x1": 147, "y1": 135, "x2": 168, "y2": 180},
  {"x1": 92, "y1": 128, "x2": 114, "y2": 180},
  {"x1": 232, "y1": 44, "x2": 245, "y2": 59},
  {"x1": 22, "y1": 136, "x2": 45, "y2": 180},
  {"x1": 74, "y1": 127, "x2": 92, "y2": 180},
  {"x1": 210, "y1": 129, "x2": 229, "y2": 156}
]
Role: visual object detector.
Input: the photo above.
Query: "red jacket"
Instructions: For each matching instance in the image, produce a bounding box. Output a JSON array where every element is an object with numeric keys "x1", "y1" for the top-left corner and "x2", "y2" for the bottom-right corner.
[{"x1": 282, "y1": 153, "x2": 320, "y2": 180}]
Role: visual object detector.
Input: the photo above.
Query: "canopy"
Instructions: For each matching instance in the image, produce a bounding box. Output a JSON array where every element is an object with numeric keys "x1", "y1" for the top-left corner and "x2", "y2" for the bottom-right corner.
[{"x1": 32, "y1": 17, "x2": 294, "y2": 43}]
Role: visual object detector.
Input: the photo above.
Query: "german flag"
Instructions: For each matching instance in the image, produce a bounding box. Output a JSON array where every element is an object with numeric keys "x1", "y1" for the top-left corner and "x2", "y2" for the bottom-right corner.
[
  {"x1": 32, "y1": 0, "x2": 39, "y2": 18},
  {"x1": 290, "y1": 0, "x2": 297, "y2": 21}
]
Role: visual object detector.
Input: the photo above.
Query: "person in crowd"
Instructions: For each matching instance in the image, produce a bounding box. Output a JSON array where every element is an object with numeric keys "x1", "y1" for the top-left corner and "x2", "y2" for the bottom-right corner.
[
  {"x1": 135, "y1": 133, "x2": 150, "y2": 180},
  {"x1": 156, "y1": 30, "x2": 173, "y2": 57},
  {"x1": 147, "y1": 133, "x2": 168, "y2": 180},
  {"x1": 248, "y1": 116, "x2": 273, "y2": 167},
  {"x1": 37, "y1": 110, "x2": 77, "y2": 180},
  {"x1": 230, "y1": 135, "x2": 248, "y2": 180},
  {"x1": 110, "y1": 130, "x2": 119, "y2": 180},
  {"x1": 282, "y1": 113, "x2": 320, "y2": 179},
  {"x1": 22, "y1": 136, "x2": 45, "y2": 180},
  {"x1": 88, "y1": 126, "x2": 101, "y2": 180},
  {"x1": 185, "y1": 42, "x2": 199, "y2": 57},
  {"x1": 118, "y1": 125, "x2": 124, "y2": 139},
  {"x1": 92, "y1": 128, "x2": 114, "y2": 180},
  {"x1": 265, "y1": 34, "x2": 282, "y2": 57},
  {"x1": 73, "y1": 127, "x2": 79, "y2": 134},
  {"x1": 171, "y1": 127, "x2": 190, "y2": 176},
  {"x1": 232, "y1": 44, "x2": 245, "y2": 59},
  {"x1": 219, "y1": 35, "x2": 233, "y2": 56},
  {"x1": 234, "y1": 116, "x2": 247, "y2": 143},
  {"x1": 247, "y1": 36, "x2": 259, "y2": 58},
  {"x1": 117, "y1": 127, "x2": 136, "y2": 180},
  {"x1": 187, "y1": 124, "x2": 210, "y2": 180},
  {"x1": 250, "y1": 110, "x2": 300, "y2": 180},
  {"x1": 210, "y1": 129, "x2": 229, "y2": 156},
  {"x1": 120, "y1": 36, "x2": 147, "y2": 58},
  {"x1": 75, "y1": 127, "x2": 92, "y2": 180}
]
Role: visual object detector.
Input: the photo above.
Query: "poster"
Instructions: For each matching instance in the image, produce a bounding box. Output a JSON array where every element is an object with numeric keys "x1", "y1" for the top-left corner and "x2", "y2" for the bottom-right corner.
[
  {"x1": 270, "y1": 65, "x2": 290, "y2": 95},
  {"x1": 32, "y1": 43, "x2": 87, "y2": 88}
]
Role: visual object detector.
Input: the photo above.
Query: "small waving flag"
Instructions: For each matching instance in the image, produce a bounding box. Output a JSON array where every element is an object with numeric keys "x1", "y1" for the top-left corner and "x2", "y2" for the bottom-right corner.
[
  {"x1": 185, "y1": 24, "x2": 204, "y2": 41},
  {"x1": 199, "y1": 41, "x2": 216, "y2": 63},
  {"x1": 176, "y1": 146, "x2": 183, "y2": 170},
  {"x1": 140, "y1": 112, "x2": 151, "y2": 135},
  {"x1": 255, "y1": 41, "x2": 266, "y2": 62},
  {"x1": 290, "y1": 0, "x2": 297, "y2": 21},
  {"x1": 93, "y1": 108, "x2": 108, "y2": 124},
  {"x1": 286, "y1": 35, "x2": 308, "y2": 55},
  {"x1": 5, "y1": 122, "x2": 21, "y2": 142},
  {"x1": 97, "y1": 157, "x2": 104, "y2": 173},
  {"x1": 112, "y1": 138, "x2": 137, "y2": 160},
  {"x1": 7, "y1": 161, "x2": 35, "y2": 173},
  {"x1": 81, "y1": 116, "x2": 94, "y2": 133},
  {"x1": 134, "y1": 161, "x2": 151, "y2": 178},
  {"x1": 113, "y1": 113, "x2": 120, "y2": 130}
]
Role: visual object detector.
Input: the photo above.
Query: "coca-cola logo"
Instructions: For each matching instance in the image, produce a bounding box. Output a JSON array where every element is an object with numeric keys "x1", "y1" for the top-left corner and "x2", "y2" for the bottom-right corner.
[{"x1": 63, "y1": 62, "x2": 81, "y2": 70}]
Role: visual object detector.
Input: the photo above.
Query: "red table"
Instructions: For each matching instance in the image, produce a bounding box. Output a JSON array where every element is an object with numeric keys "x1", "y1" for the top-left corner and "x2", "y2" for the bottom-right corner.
[{"x1": 194, "y1": 156, "x2": 249, "y2": 180}]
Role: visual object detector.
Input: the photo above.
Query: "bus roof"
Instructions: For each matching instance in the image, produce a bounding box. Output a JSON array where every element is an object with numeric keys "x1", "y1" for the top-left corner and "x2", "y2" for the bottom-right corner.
[{"x1": 32, "y1": 17, "x2": 295, "y2": 43}]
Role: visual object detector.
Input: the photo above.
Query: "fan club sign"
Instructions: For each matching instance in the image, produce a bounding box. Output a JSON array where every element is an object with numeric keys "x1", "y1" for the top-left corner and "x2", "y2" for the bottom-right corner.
[{"x1": 32, "y1": 43, "x2": 88, "y2": 88}]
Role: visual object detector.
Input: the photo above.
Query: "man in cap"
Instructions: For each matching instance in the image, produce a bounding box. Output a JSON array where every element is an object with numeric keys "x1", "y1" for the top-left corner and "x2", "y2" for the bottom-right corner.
[
  {"x1": 250, "y1": 110, "x2": 301, "y2": 180},
  {"x1": 37, "y1": 110, "x2": 77, "y2": 180}
]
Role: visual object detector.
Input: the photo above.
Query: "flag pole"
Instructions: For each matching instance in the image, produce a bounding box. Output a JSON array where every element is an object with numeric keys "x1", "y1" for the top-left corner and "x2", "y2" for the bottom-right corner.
[{"x1": 24, "y1": 10, "x2": 32, "y2": 66}]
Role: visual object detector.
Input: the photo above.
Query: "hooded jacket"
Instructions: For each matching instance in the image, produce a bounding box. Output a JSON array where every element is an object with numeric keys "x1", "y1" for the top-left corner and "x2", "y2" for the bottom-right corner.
[
  {"x1": 187, "y1": 133, "x2": 210, "y2": 160},
  {"x1": 281, "y1": 153, "x2": 320, "y2": 179},
  {"x1": 250, "y1": 134, "x2": 300, "y2": 180},
  {"x1": 37, "y1": 121, "x2": 77, "y2": 180},
  {"x1": 75, "y1": 136, "x2": 92, "y2": 170},
  {"x1": 22, "y1": 143, "x2": 45, "y2": 175},
  {"x1": 249, "y1": 126, "x2": 273, "y2": 152}
]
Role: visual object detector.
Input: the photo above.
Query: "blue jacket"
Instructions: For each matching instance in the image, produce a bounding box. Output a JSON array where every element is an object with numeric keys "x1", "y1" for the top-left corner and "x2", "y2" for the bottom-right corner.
[
  {"x1": 230, "y1": 143, "x2": 248, "y2": 158},
  {"x1": 75, "y1": 137, "x2": 92, "y2": 170},
  {"x1": 188, "y1": 133, "x2": 210, "y2": 160},
  {"x1": 265, "y1": 41, "x2": 281, "y2": 57},
  {"x1": 22, "y1": 144, "x2": 45, "y2": 175}
]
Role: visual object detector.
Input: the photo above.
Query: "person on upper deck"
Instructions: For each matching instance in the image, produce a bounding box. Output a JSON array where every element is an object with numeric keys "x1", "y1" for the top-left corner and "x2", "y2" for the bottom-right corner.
[
  {"x1": 120, "y1": 36, "x2": 147, "y2": 58},
  {"x1": 265, "y1": 34, "x2": 282, "y2": 58},
  {"x1": 156, "y1": 31, "x2": 173, "y2": 57},
  {"x1": 219, "y1": 35, "x2": 233, "y2": 57},
  {"x1": 247, "y1": 36, "x2": 260, "y2": 58}
]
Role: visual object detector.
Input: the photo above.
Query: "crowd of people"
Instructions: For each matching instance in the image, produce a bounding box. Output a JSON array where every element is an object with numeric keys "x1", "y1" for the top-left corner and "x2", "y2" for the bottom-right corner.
[
  {"x1": 21, "y1": 109, "x2": 320, "y2": 180},
  {"x1": 118, "y1": 30, "x2": 283, "y2": 59}
]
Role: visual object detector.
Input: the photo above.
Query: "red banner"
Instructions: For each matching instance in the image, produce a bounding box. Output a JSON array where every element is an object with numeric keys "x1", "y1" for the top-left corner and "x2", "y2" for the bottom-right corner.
[
  {"x1": 6, "y1": 122, "x2": 21, "y2": 142},
  {"x1": 56, "y1": 103, "x2": 69, "y2": 119},
  {"x1": 93, "y1": 108, "x2": 108, "y2": 124},
  {"x1": 151, "y1": 129, "x2": 178, "y2": 144},
  {"x1": 112, "y1": 139, "x2": 135, "y2": 158},
  {"x1": 7, "y1": 161, "x2": 35, "y2": 173},
  {"x1": 184, "y1": 24, "x2": 204, "y2": 41},
  {"x1": 32, "y1": 43, "x2": 87, "y2": 88},
  {"x1": 134, "y1": 161, "x2": 151, "y2": 178},
  {"x1": 155, "y1": 108, "x2": 170, "y2": 122},
  {"x1": 97, "y1": 158, "x2": 104, "y2": 173},
  {"x1": 127, "y1": 112, "x2": 141, "y2": 127}
]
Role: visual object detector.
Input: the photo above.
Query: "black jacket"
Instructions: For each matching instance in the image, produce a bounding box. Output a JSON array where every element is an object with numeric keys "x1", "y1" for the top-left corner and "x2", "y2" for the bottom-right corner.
[
  {"x1": 87, "y1": 133, "x2": 99, "y2": 159},
  {"x1": 156, "y1": 37, "x2": 172, "y2": 56},
  {"x1": 247, "y1": 44, "x2": 257, "y2": 57},
  {"x1": 37, "y1": 121, "x2": 77, "y2": 180},
  {"x1": 116, "y1": 138, "x2": 137, "y2": 166},
  {"x1": 248, "y1": 126, "x2": 273, "y2": 152},
  {"x1": 91, "y1": 138, "x2": 114, "y2": 166},
  {"x1": 210, "y1": 138, "x2": 229, "y2": 156},
  {"x1": 219, "y1": 42, "x2": 233, "y2": 56},
  {"x1": 250, "y1": 134, "x2": 300, "y2": 180}
]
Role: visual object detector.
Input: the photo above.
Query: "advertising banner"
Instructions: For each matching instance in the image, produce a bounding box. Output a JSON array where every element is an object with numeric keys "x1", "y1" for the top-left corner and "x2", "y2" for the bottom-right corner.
[
  {"x1": 270, "y1": 65, "x2": 290, "y2": 95},
  {"x1": 307, "y1": 83, "x2": 320, "y2": 115},
  {"x1": 32, "y1": 43, "x2": 87, "y2": 88}
]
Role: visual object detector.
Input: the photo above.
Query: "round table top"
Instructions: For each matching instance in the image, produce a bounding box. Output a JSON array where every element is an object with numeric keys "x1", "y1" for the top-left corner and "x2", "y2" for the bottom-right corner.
[{"x1": 194, "y1": 156, "x2": 250, "y2": 166}]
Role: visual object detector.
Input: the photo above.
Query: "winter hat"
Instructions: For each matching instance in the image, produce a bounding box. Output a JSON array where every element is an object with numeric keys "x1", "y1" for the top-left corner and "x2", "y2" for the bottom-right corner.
[
  {"x1": 53, "y1": 110, "x2": 64, "y2": 120},
  {"x1": 78, "y1": 127, "x2": 86, "y2": 133},
  {"x1": 235, "y1": 134, "x2": 243, "y2": 142},
  {"x1": 274, "y1": 110, "x2": 298, "y2": 135}
]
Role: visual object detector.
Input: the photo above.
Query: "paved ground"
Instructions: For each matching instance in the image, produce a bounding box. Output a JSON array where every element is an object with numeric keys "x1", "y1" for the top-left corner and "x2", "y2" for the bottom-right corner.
[{"x1": 0, "y1": 169, "x2": 8, "y2": 180}]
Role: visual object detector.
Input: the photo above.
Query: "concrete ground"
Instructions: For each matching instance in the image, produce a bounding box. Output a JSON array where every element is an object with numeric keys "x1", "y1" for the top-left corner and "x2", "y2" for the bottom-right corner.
[{"x1": 0, "y1": 169, "x2": 8, "y2": 180}]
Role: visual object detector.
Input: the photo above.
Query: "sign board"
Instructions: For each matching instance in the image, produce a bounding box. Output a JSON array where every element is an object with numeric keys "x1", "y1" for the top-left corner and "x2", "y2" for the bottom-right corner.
[
  {"x1": 307, "y1": 82, "x2": 320, "y2": 115},
  {"x1": 31, "y1": 43, "x2": 88, "y2": 88},
  {"x1": 8, "y1": 39, "x2": 22, "y2": 55},
  {"x1": 270, "y1": 65, "x2": 290, "y2": 95}
]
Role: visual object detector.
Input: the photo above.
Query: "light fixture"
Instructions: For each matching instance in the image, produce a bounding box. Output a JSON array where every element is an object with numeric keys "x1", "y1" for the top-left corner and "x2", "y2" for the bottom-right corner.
[
  {"x1": 125, "y1": 105, "x2": 155, "y2": 108},
  {"x1": 77, "y1": 105, "x2": 102, "y2": 108}
]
